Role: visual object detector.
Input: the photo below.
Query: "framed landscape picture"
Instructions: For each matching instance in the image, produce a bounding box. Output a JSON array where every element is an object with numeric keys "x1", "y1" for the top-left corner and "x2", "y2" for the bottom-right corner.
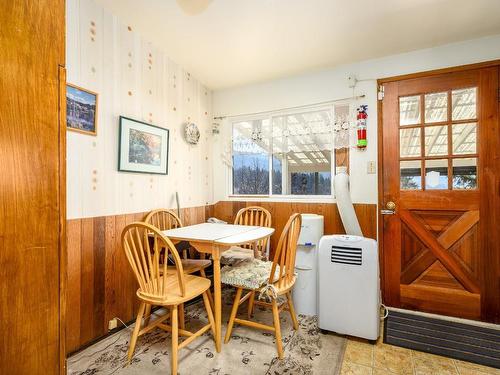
[
  {"x1": 118, "y1": 116, "x2": 169, "y2": 174},
  {"x1": 66, "y1": 84, "x2": 98, "y2": 135}
]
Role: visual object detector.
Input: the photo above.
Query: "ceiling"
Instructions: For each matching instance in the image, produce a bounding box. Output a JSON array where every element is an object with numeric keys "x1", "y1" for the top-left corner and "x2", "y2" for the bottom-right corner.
[{"x1": 95, "y1": 0, "x2": 500, "y2": 89}]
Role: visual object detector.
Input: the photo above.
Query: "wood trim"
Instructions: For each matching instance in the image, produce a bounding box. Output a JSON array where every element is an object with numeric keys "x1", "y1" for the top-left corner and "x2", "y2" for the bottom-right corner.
[
  {"x1": 377, "y1": 82, "x2": 385, "y2": 299},
  {"x1": 479, "y1": 66, "x2": 500, "y2": 322},
  {"x1": 400, "y1": 284, "x2": 481, "y2": 320},
  {"x1": 378, "y1": 59, "x2": 500, "y2": 85},
  {"x1": 438, "y1": 210, "x2": 479, "y2": 249},
  {"x1": 58, "y1": 65, "x2": 67, "y2": 374}
]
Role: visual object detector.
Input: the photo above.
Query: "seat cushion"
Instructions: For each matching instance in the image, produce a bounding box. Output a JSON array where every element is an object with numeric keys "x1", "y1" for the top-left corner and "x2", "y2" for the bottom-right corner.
[
  {"x1": 220, "y1": 245, "x2": 254, "y2": 265},
  {"x1": 221, "y1": 258, "x2": 280, "y2": 290}
]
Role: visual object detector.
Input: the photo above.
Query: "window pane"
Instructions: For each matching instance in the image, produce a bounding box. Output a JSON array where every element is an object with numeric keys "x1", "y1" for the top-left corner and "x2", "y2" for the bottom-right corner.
[
  {"x1": 425, "y1": 159, "x2": 448, "y2": 190},
  {"x1": 272, "y1": 108, "x2": 333, "y2": 195},
  {"x1": 400, "y1": 160, "x2": 422, "y2": 190},
  {"x1": 400, "y1": 96, "x2": 421, "y2": 126},
  {"x1": 452, "y1": 158, "x2": 477, "y2": 190},
  {"x1": 452, "y1": 87, "x2": 477, "y2": 121},
  {"x1": 425, "y1": 125, "x2": 448, "y2": 156},
  {"x1": 400, "y1": 127, "x2": 421, "y2": 158},
  {"x1": 425, "y1": 92, "x2": 447, "y2": 123},
  {"x1": 452, "y1": 123, "x2": 477, "y2": 155},
  {"x1": 290, "y1": 171, "x2": 331, "y2": 195},
  {"x1": 232, "y1": 119, "x2": 270, "y2": 194}
]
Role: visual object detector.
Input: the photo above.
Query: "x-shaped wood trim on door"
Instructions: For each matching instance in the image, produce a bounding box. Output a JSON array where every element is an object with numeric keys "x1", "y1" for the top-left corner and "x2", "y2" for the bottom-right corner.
[{"x1": 400, "y1": 210, "x2": 480, "y2": 293}]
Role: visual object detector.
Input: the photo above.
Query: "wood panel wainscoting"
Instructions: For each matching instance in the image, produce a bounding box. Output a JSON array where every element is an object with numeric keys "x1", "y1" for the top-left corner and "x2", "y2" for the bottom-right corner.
[
  {"x1": 212, "y1": 201, "x2": 377, "y2": 256},
  {"x1": 66, "y1": 205, "x2": 213, "y2": 353},
  {"x1": 66, "y1": 201, "x2": 376, "y2": 353}
]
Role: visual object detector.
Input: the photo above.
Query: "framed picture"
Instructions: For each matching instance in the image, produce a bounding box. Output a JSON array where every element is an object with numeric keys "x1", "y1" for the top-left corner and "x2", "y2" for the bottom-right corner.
[
  {"x1": 66, "y1": 84, "x2": 98, "y2": 135},
  {"x1": 118, "y1": 116, "x2": 169, "y2": 175}
]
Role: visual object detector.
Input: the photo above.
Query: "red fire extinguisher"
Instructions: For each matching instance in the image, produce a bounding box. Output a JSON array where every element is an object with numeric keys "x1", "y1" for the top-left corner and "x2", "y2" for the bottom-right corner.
[{"x1": 356, "y1": 105, "x2": 368, "y2": 149}]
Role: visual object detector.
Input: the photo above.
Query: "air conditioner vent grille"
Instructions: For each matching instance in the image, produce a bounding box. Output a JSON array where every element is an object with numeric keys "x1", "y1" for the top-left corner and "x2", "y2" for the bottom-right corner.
[{"x1": 331, "y1": 245, "x2": 362, "y2": 265}]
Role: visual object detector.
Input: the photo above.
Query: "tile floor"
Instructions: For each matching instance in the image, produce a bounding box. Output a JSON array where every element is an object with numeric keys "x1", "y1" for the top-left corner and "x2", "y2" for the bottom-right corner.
[{"x1": 340, "y1": 334, "x2": 500, "y2": 375}]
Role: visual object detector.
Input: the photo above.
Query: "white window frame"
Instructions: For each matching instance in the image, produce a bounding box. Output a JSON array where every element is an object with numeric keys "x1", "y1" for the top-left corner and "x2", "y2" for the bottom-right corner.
[{"x1": 229, "y1": 105, "x2": 336, "y2": 202}]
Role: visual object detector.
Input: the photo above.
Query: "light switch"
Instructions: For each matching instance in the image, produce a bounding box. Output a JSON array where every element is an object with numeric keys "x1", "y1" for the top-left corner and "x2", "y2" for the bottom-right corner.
[{"x1": 367, "y1": 161, "x2": 376, "y2": 174}]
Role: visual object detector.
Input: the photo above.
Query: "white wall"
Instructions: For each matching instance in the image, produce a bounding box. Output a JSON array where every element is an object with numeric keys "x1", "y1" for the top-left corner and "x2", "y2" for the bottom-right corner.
[
  {"x1": 66, "y1": 0, "x2": 213, "y2": 219},
  {"x1": 212, "y1": 34, "x2": 500, "y2": 204}
]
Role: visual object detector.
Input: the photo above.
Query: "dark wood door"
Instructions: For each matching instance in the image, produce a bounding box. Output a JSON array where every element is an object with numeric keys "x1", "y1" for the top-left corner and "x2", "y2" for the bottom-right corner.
[
  {"x1": 379, "y1": 65, "x2": 500, "y2": 323},
  {"x1": 0, "y1": 1, "x2": 66, "y2": 373}
]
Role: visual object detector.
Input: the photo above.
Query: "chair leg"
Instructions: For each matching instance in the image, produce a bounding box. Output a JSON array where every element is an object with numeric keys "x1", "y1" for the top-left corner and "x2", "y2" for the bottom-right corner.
[
  {"x1": 202, "y1": 291, "x2": 216, "y2": 338},
  {"x1": 224, "y1": 287, "x2": 243, "y2": 344},
  {"x1": 143, "y1": 304, "x2": 152, "y2": 327},
  {"x1": 171, "y1": 305, "x2": 179, "y2": 375},
  {"x1": 127, "y1": 302, "x2": 146, "y2": 363},
  {"x1": 247, "y1": 291, "x2": 255, "y2": 319},
  {"x1": 179, "y1": 303, "x2": 185, "y2": 330},
  {"x1": 200, "y1": 268, "x2": 214, "y2": 309},
  {"x1": 286, "y1": 292, "x2": 299, "y2": 330},
  {"x1": 271, "y1": 299, "x2": 284, "y2": 359}
]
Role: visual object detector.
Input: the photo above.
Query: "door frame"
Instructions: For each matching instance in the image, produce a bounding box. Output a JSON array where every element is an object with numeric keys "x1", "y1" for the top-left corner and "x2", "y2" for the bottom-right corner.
[{"x1": 377, "y1": 59, "x2": 500, "y2": 320}]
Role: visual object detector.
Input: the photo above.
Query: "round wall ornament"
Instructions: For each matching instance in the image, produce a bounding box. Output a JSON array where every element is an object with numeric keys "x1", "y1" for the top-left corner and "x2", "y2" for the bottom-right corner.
[{"x1": 184, "y1": 122, "x2": 200, "y2": 144}]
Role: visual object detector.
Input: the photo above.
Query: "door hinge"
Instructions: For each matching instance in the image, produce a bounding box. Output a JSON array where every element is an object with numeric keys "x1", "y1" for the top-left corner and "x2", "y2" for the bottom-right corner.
[{"x1": 378, "y1": 85, "x2": 385, "y2": 100}]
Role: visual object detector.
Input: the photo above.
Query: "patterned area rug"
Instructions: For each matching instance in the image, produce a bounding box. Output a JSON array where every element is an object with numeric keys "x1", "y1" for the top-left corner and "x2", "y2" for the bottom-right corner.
[{"x1": 68, "y1": 290, "x2": 346, "y2": 375}]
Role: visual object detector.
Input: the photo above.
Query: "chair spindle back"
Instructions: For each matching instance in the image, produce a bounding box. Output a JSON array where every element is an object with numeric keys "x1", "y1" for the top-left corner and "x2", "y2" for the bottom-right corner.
[
  {"x1": 144, "y1": 209, "x2": 183, "y2": 231},
  {"x1": 234, "y1": 206, "x2": 272, "y2": 253},
  {"x1": 122, "y1": 222, "x2": 185, "y2": 301},
  {"x1": 269, "y1": 213, "x2": 302, "y2": 289}
]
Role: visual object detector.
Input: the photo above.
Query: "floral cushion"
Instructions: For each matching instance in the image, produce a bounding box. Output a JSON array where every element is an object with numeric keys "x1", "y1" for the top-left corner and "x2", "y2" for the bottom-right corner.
[
  {"x1": 221, "y1": 258, "x2": 281, "y2": 290},
  {"x1": 220, "y1": 245, "x2": 254, "y2": 265}
]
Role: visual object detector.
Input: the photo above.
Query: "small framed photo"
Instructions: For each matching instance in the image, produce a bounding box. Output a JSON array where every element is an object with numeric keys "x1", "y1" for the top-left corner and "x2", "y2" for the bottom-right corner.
[
  {"x1": 66, "y1": 84, "x2": 98, "y2": 135},
  {"x1": 118, "y1": 116, "x2": 169, "y2": 175}
]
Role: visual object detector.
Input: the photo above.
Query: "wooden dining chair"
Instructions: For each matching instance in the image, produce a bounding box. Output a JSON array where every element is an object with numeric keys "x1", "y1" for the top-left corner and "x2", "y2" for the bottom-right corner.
[
  {"x1": 222, "y1": 213, "x2": 302, "y2": 359},
  {"x1": 225, "y1": 206, "x2": 272, "y2": 319},
  {"x1": 144, "y1": 208, "x2": 214, "y2": 316},
  {"x1": 234, "y1": 206, "x2": 272, "y2": 258},
  {"x1": 122, "y1": 222, "x2": 215, "y2": 374}
]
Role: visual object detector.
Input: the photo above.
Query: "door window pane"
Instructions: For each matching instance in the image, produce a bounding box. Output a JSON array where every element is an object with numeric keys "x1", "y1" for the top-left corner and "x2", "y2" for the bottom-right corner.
[
  {"x1": 452, "y1": 158, "x2": 477, "y2": 190},
  {"x1": 452, "y1": 123, "x2": 477, "y2": 155},
  {"x1": 400, "y1": 128, "x2": 421, "y2": 158},
  {"x1": 425, "y1": 125, "x2": 448, "y2": 156},
  {"x1": 452, "y1": 88, "x2": 477, "y2": 121},
  {"x1": 232, "y1": 119, "x2": 270, "y2": 194},
  {"x1": 400, "y1": 96, "x2": 421, "y2": 126},
  {"x1": 425, "y1": 92, "x2": 447, "y2": 123},
  {"x1": 425, "y1": 159, "x2": 448, "y2": 190},
  {"x1": 400, "y1": 160, "x2": 422, "y2": 190}
]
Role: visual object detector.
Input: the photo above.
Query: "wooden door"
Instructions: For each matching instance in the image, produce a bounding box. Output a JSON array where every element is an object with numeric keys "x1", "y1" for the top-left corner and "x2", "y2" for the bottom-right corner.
[
  {"x1": 0, "y1": 1, "x2": 66, "y2": 373},
  {"x1": 379, "y1": 65, "x2": 500, "y2": 323}
]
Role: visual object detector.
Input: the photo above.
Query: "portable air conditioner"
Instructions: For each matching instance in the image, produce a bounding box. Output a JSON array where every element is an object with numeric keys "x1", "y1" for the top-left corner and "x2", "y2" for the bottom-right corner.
[{"x1": 318, "y1": 235, "x2": 380, "y2": 341}]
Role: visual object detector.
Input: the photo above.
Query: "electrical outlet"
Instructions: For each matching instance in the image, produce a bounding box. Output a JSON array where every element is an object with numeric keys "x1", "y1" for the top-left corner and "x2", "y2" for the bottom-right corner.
[
  {"x1": 367, "y1": 161, "x2": 376, "y2": 174},
  {"x1": 108, "y1": 318, "x2": 118, "y2": 331}
]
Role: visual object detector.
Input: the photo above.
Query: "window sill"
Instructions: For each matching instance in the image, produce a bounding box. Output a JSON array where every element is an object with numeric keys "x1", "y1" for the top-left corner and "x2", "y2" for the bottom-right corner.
[{"x1": 227, "y1": 195, "x2": 335, "y2": 203}]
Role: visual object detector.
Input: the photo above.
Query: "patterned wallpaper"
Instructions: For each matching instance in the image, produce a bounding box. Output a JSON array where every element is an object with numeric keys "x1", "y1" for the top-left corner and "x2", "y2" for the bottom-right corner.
[{"x1": 66, "y1": 0, "x2": 213, "y2": 219}]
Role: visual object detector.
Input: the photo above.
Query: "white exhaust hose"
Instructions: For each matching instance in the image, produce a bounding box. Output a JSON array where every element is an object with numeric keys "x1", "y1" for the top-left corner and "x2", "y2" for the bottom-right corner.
[{"x1": 334, "y1": 172, "x2": 363, "y2": 236}]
